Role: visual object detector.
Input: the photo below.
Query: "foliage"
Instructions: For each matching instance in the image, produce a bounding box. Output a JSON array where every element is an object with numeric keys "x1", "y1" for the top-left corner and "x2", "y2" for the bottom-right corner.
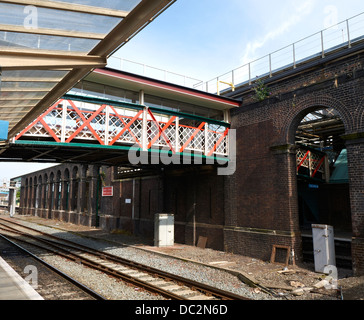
[{"x1": 253, "y1": 79, "x2": 271, "y2": 102}]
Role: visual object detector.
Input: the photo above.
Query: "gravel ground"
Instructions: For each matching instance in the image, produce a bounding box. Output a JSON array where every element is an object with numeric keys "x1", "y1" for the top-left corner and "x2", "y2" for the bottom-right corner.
[
  {"x1": 0, "y1": 237, "x2": 95, "y2": 300},
  {"x1": 3, "y1": 216, "x2": 275, "y2": 300},
  {"x1": 4, "y1": 214, "x2": 363, "y2": 300},
  {"x1": 37, "y1": 254, "x2": 164, "y2": 300}
]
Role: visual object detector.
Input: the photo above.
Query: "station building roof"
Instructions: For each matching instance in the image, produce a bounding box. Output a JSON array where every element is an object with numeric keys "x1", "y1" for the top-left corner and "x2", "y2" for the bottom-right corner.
[{"x1": 86, "y1": 68, "x2": 242, "y2": 112}]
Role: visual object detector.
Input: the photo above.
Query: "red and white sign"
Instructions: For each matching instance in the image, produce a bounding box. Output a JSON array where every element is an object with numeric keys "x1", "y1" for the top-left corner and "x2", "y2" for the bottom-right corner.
[{"x1": 102, "y1": 186, "x2": 113, "y2": 197}]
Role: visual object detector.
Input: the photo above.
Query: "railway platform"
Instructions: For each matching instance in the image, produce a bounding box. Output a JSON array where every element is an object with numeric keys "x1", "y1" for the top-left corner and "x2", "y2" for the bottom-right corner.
[{"x1": 0, "y1": 256, "x2": 43, "y2": 300}]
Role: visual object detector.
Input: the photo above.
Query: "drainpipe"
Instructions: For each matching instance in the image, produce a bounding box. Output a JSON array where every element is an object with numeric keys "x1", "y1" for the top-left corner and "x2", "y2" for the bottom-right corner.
[
  {"x1": 193, "y1": 177, "x2": 196, "y2": 246},
  {"x1": 96, "y1": 169, "x2": 100, "y2": 228}
]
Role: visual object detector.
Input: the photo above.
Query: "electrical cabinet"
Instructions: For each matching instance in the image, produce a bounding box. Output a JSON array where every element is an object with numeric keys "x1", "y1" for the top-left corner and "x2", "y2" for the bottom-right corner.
[
  {"x1": 312, "y1": 224, "x2": 336, "y2": 273},
  {"x1": 154, "y1": 214, "x2": 174, "y2": 247}
]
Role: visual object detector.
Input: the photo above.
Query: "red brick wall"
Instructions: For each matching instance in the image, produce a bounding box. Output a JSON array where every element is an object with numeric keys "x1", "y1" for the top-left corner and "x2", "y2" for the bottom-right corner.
[
  {"x1": 227, "y1": 51, "x2": 364, "y2": 274},
  {"x1": 164, "y1": 167, "x2": 225, "y2": 250}
]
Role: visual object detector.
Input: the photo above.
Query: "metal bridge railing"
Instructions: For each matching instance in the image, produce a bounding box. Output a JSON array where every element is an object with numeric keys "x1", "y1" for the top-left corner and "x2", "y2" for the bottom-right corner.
[
  {"x1": 107, "y1": 12, "x2": 364, "y2": 96},
  {"x1": 107, "y1": 56, "x2": 204, "y2": 89},
  {"x1": 15, "y1": 98, "x2": 230, "y2": 158},
  {"x1": 202, "y1": 12, "x2": 364, "y2": 94},
  {"x1": 296, "y1": 146, "x2": 329, "y2": 181}
]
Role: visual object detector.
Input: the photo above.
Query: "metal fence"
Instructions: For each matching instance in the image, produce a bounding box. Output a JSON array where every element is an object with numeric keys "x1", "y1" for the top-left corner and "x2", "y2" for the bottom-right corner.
[
  {"x1": 200, "y1": 12, "x2": 364, "y2": 94},
  {"x1": 108, "y1": 56, "x2": 204, "y2": 89},
  {"x1": 107, "y1": 12, "x2": 364, "y2": 96}
]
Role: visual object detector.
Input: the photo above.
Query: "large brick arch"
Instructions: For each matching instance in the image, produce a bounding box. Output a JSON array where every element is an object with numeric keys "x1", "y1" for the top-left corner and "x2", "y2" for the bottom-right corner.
[
  {"x1": 357, "y1": 96, "x2": 364, "y2": 131},
  {"x1": 277, "y1": 95, "x2": 354, "y2": 145}
]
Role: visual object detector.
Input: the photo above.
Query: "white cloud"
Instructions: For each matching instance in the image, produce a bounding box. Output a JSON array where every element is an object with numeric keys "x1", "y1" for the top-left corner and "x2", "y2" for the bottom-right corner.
[{"x1": 240, "y1": 0, "x2": 316, "y2": 65}]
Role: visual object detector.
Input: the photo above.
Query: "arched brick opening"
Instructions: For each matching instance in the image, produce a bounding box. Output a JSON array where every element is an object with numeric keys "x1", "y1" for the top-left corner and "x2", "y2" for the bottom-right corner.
[
  {"x1": 282, "y1": 95, "x2": 354, "y2": 270},
  {"x1": 280, "y1": 95, "x2": 353, "y2": 144}
]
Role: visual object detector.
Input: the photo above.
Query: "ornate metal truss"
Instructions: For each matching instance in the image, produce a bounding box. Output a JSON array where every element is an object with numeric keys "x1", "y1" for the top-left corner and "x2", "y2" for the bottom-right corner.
[
  {"x1": 14, "y1": 98, "x2": 230, "y2": 158},
  {"x1": 296, "y1": 145, "x2": 329, "y2": 181}
]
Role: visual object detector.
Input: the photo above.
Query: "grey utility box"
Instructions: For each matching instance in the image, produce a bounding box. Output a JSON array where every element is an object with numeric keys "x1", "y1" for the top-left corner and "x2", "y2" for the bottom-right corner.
[
  {"x1": 154, "y1": 214, "x2": 174, "y2": 247},
  {"x1": 312, "y1": 224, "x2": 336, "y2": 273}
]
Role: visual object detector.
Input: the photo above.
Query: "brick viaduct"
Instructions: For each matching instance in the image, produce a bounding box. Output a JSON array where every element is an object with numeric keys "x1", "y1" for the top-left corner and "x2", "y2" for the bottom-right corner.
[{"x1": 17, "y1": 46, "x2": 364, "y2": 276}]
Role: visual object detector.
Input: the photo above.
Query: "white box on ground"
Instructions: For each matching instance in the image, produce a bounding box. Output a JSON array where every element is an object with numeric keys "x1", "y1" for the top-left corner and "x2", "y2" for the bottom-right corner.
[
  {"x1": 154, "y1": 214, "x2": 174, "y2": 247},
  {"x1": 312, "y1": 224, "x2": 336, "y2": 273}
]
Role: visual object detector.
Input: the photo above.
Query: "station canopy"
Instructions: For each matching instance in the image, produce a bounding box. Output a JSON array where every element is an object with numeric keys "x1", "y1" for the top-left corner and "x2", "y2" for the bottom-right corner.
[{"x1": 0, "y1": 0, "x2": 175, "y2": 139}]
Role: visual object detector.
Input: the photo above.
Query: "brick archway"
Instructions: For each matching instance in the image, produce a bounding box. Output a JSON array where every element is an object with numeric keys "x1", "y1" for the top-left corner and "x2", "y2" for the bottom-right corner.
[
  {"x1": 357, "y1": 96, "x2": 364, "y2": 131},
  {"x1": 278, "y1": 95, "x2": 354, "y2": 145},
  {"x1": 277, "y1": 94, "x2": 358, "y2": 270}
]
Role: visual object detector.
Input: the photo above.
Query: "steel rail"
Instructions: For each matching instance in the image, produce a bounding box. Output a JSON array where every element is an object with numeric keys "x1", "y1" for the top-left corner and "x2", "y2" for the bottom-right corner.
[
  {"x1": 0, "y1": 233, "x2": 107, "y2": 300},
  {"x1": 0, "y1": 223, "x2": 185, "y2": 300},
  {"x1": 0, "y1": 217, "x2": 250, "y2": 300}
]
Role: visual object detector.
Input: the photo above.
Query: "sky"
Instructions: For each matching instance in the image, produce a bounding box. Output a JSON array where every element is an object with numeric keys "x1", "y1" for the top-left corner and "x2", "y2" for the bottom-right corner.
[
  {"x1": 1, "y1": 0, "x2": 364, "y2": 183},
  {"x1": 113, "y1": 0, "x2": 364, "y2": 81}
]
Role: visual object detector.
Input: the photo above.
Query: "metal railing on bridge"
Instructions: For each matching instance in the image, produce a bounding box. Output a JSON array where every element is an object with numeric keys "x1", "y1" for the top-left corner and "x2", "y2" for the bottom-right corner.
[
  {"x1": 296, "y1": 145, "x2": 329, "y2": 182},
  {"x1": 14, "y1": 96, "x2": 230, "y2": 159},
  {"x1": 109, "y1": 12, "x2": 364, "y2": 95},
  {"x1": 203, "y1": 12, "x2": 364, "y2": 94},
  {"x1": 108, "y1": 57, "x2": 204, "y2": 90}
]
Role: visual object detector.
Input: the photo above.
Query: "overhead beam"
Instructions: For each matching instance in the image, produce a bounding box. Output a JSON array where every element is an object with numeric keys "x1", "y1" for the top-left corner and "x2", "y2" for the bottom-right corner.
[
  {"x1": 0, "y1": 88, "x2": 50, "y2": 92},
  {"x1": 0, "y1": 24, "x2": 105, "y2": 40},
  {"x1": 0, "y1": 50, "x2": 107, "y2": 70},
  {"x1": 91, "y1": 0, "x2": 176, "y2": 57},
  {"x1": 65, "y1": 150, "x2": 97, "y2": 162},
  {"x1": 26, "y1": 147, "x2": 59, "y2": 162},
  {"x1": 1, "y1": 77, "x2": 63, "y2": 82},
  {"x1": 0, "y1": 0, "x2": 129, "y2": 18},
  {"x1": 0, "y1": 97, "x2": 41, "y2": 101}
]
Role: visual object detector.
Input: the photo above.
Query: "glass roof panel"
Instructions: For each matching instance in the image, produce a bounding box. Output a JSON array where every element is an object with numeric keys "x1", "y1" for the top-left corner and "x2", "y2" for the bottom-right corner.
[
  {"x1": 0, "y1": 100, "x2": 38, "y2": 107},
  {"x1": 0, "y1": 91, "x2": 48, "y2": 100},
  {"x1": 0, "y1": 32, "x2": 99, "y2": 52},
  {"x1": 0, "y1": 0, "x2": 175, "y2": 136},
  {"x1": 1, "y1": 81, "x2": 59, "y2": 89},
  {"x1": 1, "y1": 70, "x2": 69, "y2": 80},
  {"x1": 0, "y1": 69, "x2": 71, "y2": 113},
  {"x1": 52, "y1": 0, "x2": 141, "y2": 11},
  {"x1": 0, "y1": 3, "x2": 122, "y2": 34},
  {"x1": 0, "y1": 107, "x2": 33, "y2": 113}
]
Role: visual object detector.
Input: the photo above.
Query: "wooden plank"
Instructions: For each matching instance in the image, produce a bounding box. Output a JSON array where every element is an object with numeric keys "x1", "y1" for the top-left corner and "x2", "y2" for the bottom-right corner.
[
  {"x1": 188, "y1": 295, "x2": 215, "y2": 300},
  {"x1": 197, "y1": 236, "x2": 208, "y2": 249}
]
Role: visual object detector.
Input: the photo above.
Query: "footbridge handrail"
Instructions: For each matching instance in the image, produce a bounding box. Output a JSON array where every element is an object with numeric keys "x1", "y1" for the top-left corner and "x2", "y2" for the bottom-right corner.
[{"x1": 14, "y1": 95, "x2": 230, "y2": 158}]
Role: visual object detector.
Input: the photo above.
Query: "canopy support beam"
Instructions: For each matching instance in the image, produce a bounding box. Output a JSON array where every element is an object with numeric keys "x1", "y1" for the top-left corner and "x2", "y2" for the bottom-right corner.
[{"x1": 0, "y1": 50, "x2": 106, "y2": 70}]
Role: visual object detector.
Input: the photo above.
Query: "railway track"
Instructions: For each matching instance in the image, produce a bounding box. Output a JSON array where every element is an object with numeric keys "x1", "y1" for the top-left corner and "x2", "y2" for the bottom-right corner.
[
  {"x1": 0, "y1": 217, "x2": 250, "y2": 301},
  {"x1": 0, "y1": 233, "x2": 106, "y2": 300}
]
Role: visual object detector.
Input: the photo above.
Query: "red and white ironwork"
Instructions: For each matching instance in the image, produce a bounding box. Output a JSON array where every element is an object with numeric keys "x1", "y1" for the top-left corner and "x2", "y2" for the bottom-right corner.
[
  {"x1": 15, "y1": 99, "x2": 229, "y2": 157},
  {"x1": 296, "y1": 146, "x2": 328, "y2": 180}
]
